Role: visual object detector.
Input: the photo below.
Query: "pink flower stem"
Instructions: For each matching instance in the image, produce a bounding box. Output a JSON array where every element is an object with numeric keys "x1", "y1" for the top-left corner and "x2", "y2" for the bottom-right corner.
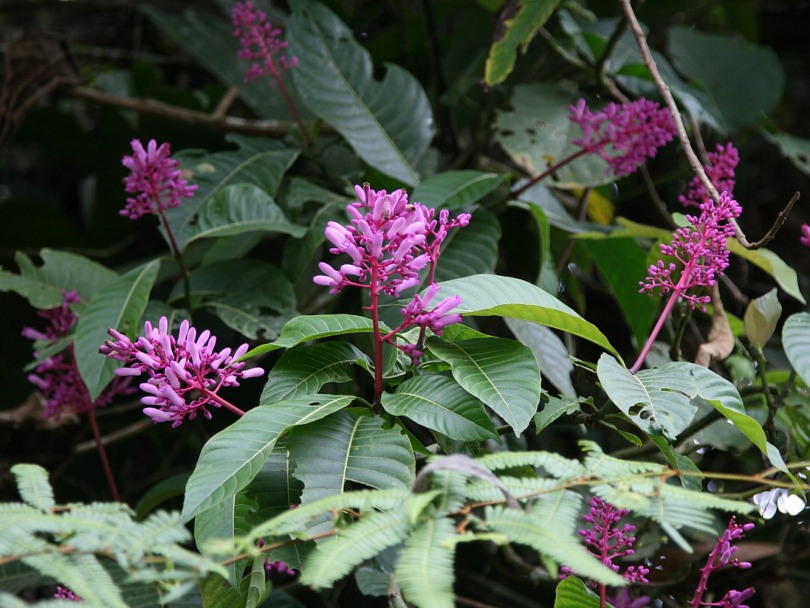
[
  {"x1": 86, "y1": 408, "x2": 121, "y2": 502},
  {"x1": 200, "y1": 388, "x2": 247, "y2": 417},
  {"x1": 688, "y1": 543, "x2": 721, "y2": 608},
  {"x1": 369, "y1": 262, "x2": 385, "y2": 411},
  {"x1": 271, "y1": 72, "x2": 313, "y2": 149},
  {"x1": 155, "y1": 206, "x2": 193, "y2": 314},
  {"x1": 510, "y1": 148, "x2": 589, "y2": 200}
]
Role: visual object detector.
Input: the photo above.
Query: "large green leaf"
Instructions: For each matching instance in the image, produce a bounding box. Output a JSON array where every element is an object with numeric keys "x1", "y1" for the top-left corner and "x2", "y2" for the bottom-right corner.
[
  {"x1": 484, "y1": 0, "x2": 563, "y2": 86},
  {"x1": 75, "y1": 260, "x2": 159, "y2": 401},
  {"x1": 0, "y1": 249, "x2": 118, "y2": 310},
  {"x1": 668, "y1": 26, "x2": 784, "y2": 130},
  {"x1": 246, "y1": 314, "x2": 384, "y2": 358},
  {"x1": 288, "y1": 0, "x2": 433, "y2": 185},
  {"x1": 495, "y1": 84, "x2": 614, "y2": 188},
  {"x1": 186, "y1": 184, "x2": 305, "y2": 246},
  {"x1": 785, "y1": 313, "x2": 810, "y2": 386},
  {"x1": 431, "y1": 274, "x2": 619, "y2": 358},
  {"x1": 427, "y1": 337, "x2": 541, "y2": 434},
  {"x1": 411, "y1": 171, "x2": 507, "y2": 210},
  {"x1": 287, "y1": 411, "x2": 415, "y2": 511},
  {"x1": 261, "y1": 342, "x2": 371, "y2": 403},
  {"x1": 581, "y1": 238, "x2": 658, "y2": 347},
  {"x1": 506, "y1": 318, "x2": 574, "y2": 397},
  {"x1": 381, "y1": 374, "x2": 499, "y2": 442},
  {"x1": 181, "y1": 395, "x2": 354, "y2": 522},
  {"x1": 761, "y1": 129, "x2": 810, "y2": 177},
  {"x1": 194, "y1": 494, "x2": 254, "y2": 585},
  {"x1": 167, "y1": 135, "x2": 299, "y2": 251},
  {"x1": 554, "y1": 576, "x2": 602, "y2": 608},
  {"x1": 395, "y1": 517, "x2": 456, "y2": 608}
]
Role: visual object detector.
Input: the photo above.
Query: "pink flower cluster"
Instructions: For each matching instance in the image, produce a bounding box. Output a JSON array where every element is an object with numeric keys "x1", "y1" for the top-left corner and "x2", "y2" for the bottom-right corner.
[
  {"x1": 23, "y1": 291, "x2": 133, "y2": 419},
  {"x1": 99, "y1": 317, "x2": 264, "y2": 427},
  {"x1": 688, "y1": 517, "x2": 755, "y2": 608},
  {"x1": 800, "y1": 224, "x2": 810, "y2": 247},
  {"x1": 568, "y1": 98, "x2": 676, "y2": 177},
  {"x1": 54, "y1": 585, "x2": 82, "y2": 601},
  {"x1": 640, "y1": 190, "x2": 742, "y2": 309},
  {"x1": 121, "y1": 139, "x2": 197, "y2": 220},
  {"x1": 578, "y1": 496, "x2": 650, "y2": 585},
  {"x1": 680, "y1": 143, "x2": 739, "y2": 208},
  {"x1": 232, "y1": 1, "x2": 298, "y2": 83},
  {"x1": 314, "y1": 184, "x2": 469, "y2": 357}
]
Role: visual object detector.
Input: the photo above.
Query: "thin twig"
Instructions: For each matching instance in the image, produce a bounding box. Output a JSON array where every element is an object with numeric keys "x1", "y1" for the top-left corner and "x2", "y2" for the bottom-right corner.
[{"x1": 618, "y1": 0, "x2": 800, "y2": 250}]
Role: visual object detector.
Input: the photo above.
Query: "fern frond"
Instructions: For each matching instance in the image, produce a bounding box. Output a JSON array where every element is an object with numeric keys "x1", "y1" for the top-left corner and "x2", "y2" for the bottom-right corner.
[
  {"x1": 477, "y1": 451, "x2": 584, "y2": 479},
  {"x1": 395, "y1": 517, "x2": 456, "y2": 608},
  {"x1": 10, "y1": 465, "x2": 54, "y2": 513}
]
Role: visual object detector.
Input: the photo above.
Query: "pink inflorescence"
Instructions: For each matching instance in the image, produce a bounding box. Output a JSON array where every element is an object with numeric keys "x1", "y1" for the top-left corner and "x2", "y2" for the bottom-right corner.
[
  {"x1": 313, "y1": 184, "x2": 469, "y2": 356},
  {"x1": 640, "y1": 191, "x2": 742, "y2": 310},
  {"x1": 99, "y1": 317, "x2": 264, "y2": 427},
  {"x1": 568, "y1": 98, "x2": 677, "y2": 177},
  {"x1": 23, "y1": 291, "x2": 134, "y2": 419},
  {"x1": 688, "y1": 517, "x2": 755, "y2": 608},
  {"x1": 121, "y1": 139, "x2": 197, "y2": 220},
  {"x1": 232, "y1": 1, "x2": 298, "y2": 83},
  {"x1": 578, "y1": 496, "x2": 650, "y2": 585},
  {"x1": 54, "y1": 585, "x2": 82, "y2": 601},
  {"x1": 680, "y1": 143, "x2": 739, "y2": 209},
  {"x1": 800, "y1": 224, "x2": 810, "y2": 247}
]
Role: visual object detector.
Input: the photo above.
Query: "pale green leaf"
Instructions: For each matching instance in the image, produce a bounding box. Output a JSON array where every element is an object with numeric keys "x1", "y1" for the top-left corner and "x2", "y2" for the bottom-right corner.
[
  {"x1": 246, "y1": 314, "x2": 382, "y2": 358},
  {"x1": 744, "y1": 288, "x2": 781, "y2": 349},
  {"x1": 427, "y1": 337, "x2": 541, "y2": 434},
  {"x1": 534, "y1": 396, "x2": 584, "y2": 433},
  {"x1": 75, "y1": 260, "x2": 159, "y2": 402},
  {"x1": 785, "y1": 313, "x2": 810, "y2": 386},
  {"x1": 181, "y1": 395, "x2": 354, "y2": 522},
  {"x1": 381, "y1": 375, "x2": 498, "y2": 442},
  {"x1": 396, "y1": 517, "x2": 456, "y2": 608},
  {"x1": 288, "y1": 0, "x2": 433, "y2": 185},
  {"x1": 506, "y1": 318, "x2": 575, "y2": 396},
  {"x1": 554, "y1": 576, "x2": 602, "y2": 608},
  {"x1": 10, "y1": 465, "x2": 54, "y2": 513},
  {"x1": 761, "y1": 129, "x2": 810, "y2": 177}
]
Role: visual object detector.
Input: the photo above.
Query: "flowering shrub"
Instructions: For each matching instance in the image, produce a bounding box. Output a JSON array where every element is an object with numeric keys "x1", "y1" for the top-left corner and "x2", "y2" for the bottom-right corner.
[{"x1": 2, "y1": 2, "x2": 809, "y2": 608}]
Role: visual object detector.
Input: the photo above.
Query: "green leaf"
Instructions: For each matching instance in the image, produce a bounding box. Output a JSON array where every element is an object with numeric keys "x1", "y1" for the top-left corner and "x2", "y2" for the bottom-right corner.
[
  {"x1": 581, "y1": 238, "x2": 658, "y2": 347},
  {"x1": 10, "y1": 464, "x2": 54, "y2": 513},
  {"x1": 395, "y1": 517, "x2": 456, "y2": 608},
  {"x1": 288, "y1": 411, "x2": 414, "y2": 505},
  {"x1": 495, "y1": 84, "x2": 614, "y2": 188},
  {"x1": 381, "y1": 375, "x2": 499, "y2": 442},
  {"x1": 534, "y1": 396, "x2": 584, "y2": 433},
  {"x1": 181, "y1": 395, "x2": 354, "y2": 522},
  {"x1": 0, "y1": 249, "x2": 117, "y2": 309},
  {"x1": 785, "y1": 313, "x2": 810, "y2": 386},
  {"x1": 167, "y1": 135, "x2": 300, "y2": 251},
  {"x1": 506, "y1": 318, "x2": 575, "y2": 396},
  {"x1": 727, "y1": 240, "x2": 805, "y2": 304},
  {"x1": 194, "y1": 494, "x2": 254, "y2": 586},
  {"x1": 261, "y1": 342, "x2": 371, "y2": 403},
  {"x1": 427, "y1": 337, "x2": 541, "y2": 434},
  {"x1": 431, "y1": 274, "x2": 619, "y2": 359},
  {"x1": 761, "y1": 129, "x2": 810, "y2": 177},
  {"x1": 668, "y1": 26, "x2": 784, "y2": 130},
  {"x1": 744, "y1": 288, "x2": 781, "y2": 349},
  {"x1": 186, "y1": 184, "x2": 305, "y2": 246},
  {"x1": 484, "y1": 0, "x2": 563, "y2": 86},
  {"x1": 411, "y1": 171, "x2": 507, "y2": 210},
  {"x1": 300, "y1": 507, "x2": 413, "y2": 588},
  {"x1": 75, "y1": 260, "x2": 159, "y2": 401},
  {"x1": 288, "y1": 1, "x2": 433, "y2": 185},
  {"x1": 246, "y1": 314, "x2": 382, "y2": 358},
  {"x1": 554, "y1": 576, "x2": 602, "y2": 608}
]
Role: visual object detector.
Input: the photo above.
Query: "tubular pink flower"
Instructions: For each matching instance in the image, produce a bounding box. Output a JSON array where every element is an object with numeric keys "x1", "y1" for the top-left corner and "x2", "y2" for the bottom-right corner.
[
  {"x1": 24, "y1": 291, "x2": 134, "y2": 419},
  {"x1": 232, "y1": 1, "x2": 298, "y2": 83},
  {"x1": 569, "y1": 98, "x2": 676, "y2": 177},
  {"x1": 121, "y1": 139, "x2": 197, "y2": 220},
  {"x1": 99, "y1": 316, "x2": 263, "y2": 427},
  {"x1": 801, "y1": 224, "x2": 810, "y2": 247}
]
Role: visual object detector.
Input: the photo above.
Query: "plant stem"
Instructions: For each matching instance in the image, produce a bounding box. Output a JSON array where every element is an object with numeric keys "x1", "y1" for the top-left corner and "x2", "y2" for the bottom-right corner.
[
  {"x1": 86, "y1": 408, "x2": 121, "y2": 502},
  {"x1": 630, "y1": 287, "x2": 680, "y2": 373},
  {"x1": 202, "y1": 389, "x2": 247, "y2": 417},
  {"x1": 510, "y1": 148, "x2": 589, "y2": 200},
  {"x1": 156, "y1": 207, "x2": 193, "y2": 315},
  {"x1": 370, "y1": 262, "x2": 385, "y2": 410},
  {"x1": 272, "y1": 73, "x2": 313, "y2": 148}
]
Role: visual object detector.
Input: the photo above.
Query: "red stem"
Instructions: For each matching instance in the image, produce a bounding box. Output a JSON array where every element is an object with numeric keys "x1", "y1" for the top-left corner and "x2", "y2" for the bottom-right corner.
[
  {"x1": 201, "y1": 389, "x2": 247, "y2": 417},
  {"x1": 86, "y1": 408, "x2": 121, "y2": 502},
  {"x1": 369, "y1": 262, "x2": 385, "y2": 409},
  {"x1": 272, "y1": 73, "x2": 313, "y2": 148},
  {"x1": 510, "y1": 148, "x2": 589, "y2": 200},
  {"x1": 688, "y1": 543, "x2": 720, "y2": 608}
]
